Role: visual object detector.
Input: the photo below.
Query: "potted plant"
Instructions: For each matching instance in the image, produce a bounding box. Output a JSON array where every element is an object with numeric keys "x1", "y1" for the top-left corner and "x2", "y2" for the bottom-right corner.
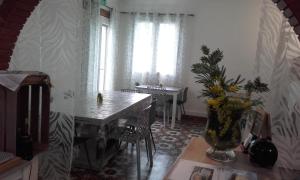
[{"x1": 191, "y1": 45, "x2": 269, "y2": 162}]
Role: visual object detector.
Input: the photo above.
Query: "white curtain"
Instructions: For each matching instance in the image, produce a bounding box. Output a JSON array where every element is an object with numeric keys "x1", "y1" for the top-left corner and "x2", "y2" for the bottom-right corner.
[
  {"x1": 116, "y1": 12, "x2": 189, "y2": 89},
  {"x1": 255, "y1": 0, "x2": 300, "y2": 170},
  {"x1": 81, "y1": 0, "x2": 101, "y2": 95},
  {"x1": 104, "y1": 7, "x2": 119, "y2": 90}
]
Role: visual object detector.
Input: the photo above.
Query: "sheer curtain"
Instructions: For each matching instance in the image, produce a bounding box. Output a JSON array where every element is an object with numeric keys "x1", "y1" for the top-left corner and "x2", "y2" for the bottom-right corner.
[
  {"x1": 81, "y1": 0, "x2": 101, "y2": 95},
  {"x1": 116, "y1": 12, "x2": 189, "y2": 89},
  {"x1": 104, "y1": 7, "x2": 119, "y2": 90},
  {"x1": 255, "y1": 0, "x2": 300, "y2": 170}
]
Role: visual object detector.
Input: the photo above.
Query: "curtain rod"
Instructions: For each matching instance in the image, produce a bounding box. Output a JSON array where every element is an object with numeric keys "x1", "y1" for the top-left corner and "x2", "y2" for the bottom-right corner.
[{"x1": 120, "y1": 11, "x2": 194, "y2": 17}]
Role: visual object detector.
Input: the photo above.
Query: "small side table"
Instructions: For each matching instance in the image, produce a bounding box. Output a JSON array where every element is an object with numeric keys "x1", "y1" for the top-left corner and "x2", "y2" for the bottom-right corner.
[{"x1": 164, "y1": 137, "x2": 300, "y2": 180}]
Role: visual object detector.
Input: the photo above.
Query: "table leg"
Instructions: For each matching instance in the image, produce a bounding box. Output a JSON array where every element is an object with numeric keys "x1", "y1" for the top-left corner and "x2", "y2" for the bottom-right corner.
[
  {"x1": 178, "y1": 105, "x2": 182, "y2": 122},
  {"x1": 171, "y1": 94, "x2": 177, "y2": 129}
]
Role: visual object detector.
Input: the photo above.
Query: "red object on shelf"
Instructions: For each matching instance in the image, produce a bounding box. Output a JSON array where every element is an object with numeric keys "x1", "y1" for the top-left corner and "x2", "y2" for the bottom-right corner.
[
  {"x1": 0, "y1": 71, "x2": 51, "y2": 159},
  {"x1": 273, "y1": 0, "x2": 300, "y2": 41},
  {"x1": 0, "y1": 0, "x2": 40, "y2": 70}
]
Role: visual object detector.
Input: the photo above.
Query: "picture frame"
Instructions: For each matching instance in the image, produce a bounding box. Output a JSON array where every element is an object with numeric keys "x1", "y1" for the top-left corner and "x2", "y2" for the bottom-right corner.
[
  {"x1": 242, "y1": 108, "x2": 270, "y2": 138},
  {"x1": 241, "y1": 108, "x2": 271, "y2": 152},
  {"x1": 254, "y1": 108, "x2": 271, "y2": 139}
]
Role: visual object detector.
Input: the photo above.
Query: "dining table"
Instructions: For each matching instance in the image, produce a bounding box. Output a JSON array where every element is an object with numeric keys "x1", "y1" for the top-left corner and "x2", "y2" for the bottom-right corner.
[
  {"x1": 135, "y1": 85, "x2": 182, "y2": 129},
  {"x1": 74, "y1": 91, "x2": 152, "y2": 169}
]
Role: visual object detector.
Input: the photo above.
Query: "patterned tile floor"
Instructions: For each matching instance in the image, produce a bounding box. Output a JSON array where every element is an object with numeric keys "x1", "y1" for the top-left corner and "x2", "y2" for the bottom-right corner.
[{"x1": 71, "y1": 115, "x2": 206, "y2": 180}]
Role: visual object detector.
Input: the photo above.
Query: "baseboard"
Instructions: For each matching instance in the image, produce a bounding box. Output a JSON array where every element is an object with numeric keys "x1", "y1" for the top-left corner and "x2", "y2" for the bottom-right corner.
[{"x1": 185, "y1": 110, "x2": 207, "y2": 118}]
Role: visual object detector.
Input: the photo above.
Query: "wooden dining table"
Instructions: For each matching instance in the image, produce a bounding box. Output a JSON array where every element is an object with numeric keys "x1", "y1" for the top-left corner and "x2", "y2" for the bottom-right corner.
[{"x1": 74, "y1": 91, "x2": 152, "y2": 169}]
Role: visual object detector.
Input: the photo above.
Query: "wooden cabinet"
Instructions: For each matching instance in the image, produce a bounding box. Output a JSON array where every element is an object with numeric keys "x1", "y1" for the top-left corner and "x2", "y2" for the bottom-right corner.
[{"x1": 0, "y1": 71, "x2": 51, "y2": 160}]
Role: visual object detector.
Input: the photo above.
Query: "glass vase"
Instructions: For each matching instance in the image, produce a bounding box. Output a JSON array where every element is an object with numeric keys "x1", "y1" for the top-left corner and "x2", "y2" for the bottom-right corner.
[{"x1": 204, "y1": 106, "x2": 243, "y2": 162}]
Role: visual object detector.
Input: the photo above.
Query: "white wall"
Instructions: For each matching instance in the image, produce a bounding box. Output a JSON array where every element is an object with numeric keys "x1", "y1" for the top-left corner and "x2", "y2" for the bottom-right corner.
[
  {"x1": 107, "y1": 0, "x2": 119, "y2": 8},
  {"x1": 119, "y1": 0, "x2": 262, "y2": 117},
  {"x1": 0, "y1": 0, "x2": 3, "y2": 6}
]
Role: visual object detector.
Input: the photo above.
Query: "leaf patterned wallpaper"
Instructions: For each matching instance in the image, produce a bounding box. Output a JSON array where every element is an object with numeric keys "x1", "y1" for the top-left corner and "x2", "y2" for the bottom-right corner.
[
  {"x1": 255, "y1": 0, "x2": 300, "y2": 170},
  {"x1": 10, "y1": 0, "x2": 83, "y2": 179}
]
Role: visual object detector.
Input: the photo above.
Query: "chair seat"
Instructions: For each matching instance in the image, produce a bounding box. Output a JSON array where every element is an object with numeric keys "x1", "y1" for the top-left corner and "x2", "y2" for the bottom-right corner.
[
  {"x1": 109, "y1": 126, "x2": 147, "y2": 143},
  {"x1": 120, "y1": 128, "x2": 147, "y2": 143}
]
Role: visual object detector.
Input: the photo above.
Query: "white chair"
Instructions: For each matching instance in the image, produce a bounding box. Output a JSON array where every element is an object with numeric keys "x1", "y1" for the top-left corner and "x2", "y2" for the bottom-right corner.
[{"x1": 110, "y1": 105, "x2": 154, "y2": 180}]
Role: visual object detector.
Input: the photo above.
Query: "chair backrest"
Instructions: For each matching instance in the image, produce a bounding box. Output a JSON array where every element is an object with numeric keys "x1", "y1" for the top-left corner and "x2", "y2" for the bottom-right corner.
[
  {"x1": 134, "y1": 100, "x2": 156, "y2": 128},
  {"x1": 149, "y1": 100, "x2": 157, "y2": 126},
  {"x1": 135, "y1": 105, "x2": 151, "y2": 132},
  {"x1": 120, "y1": 88, "x2": 140, "y2": 93},
  {"x1": 182, "y1": 87, "x2": 188, "y2": 103}
]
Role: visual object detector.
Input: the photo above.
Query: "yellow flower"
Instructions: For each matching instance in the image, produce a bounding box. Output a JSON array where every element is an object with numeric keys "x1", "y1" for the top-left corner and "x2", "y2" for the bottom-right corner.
[
  {"x1": 242, "y1": 100, "x2": 252, "y2": 109},
  {"x1": 207, "y1": 98, "x2": 220, "y2": 107},
  {"x1": 228, "y1": 85, "x2": 239, "y2": 92},
  {"x1": 209, "y1": 85, "x2": 224, "y2": 95}
]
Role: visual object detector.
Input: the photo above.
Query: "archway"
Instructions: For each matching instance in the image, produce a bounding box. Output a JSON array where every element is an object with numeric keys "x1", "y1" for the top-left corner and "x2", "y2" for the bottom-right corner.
[
  {"x1": 0, "y1": 0, "x2": 39, "y2": 69},
  {"x1": 273, "y1": 0, "x2": 300, "y2": 40}
]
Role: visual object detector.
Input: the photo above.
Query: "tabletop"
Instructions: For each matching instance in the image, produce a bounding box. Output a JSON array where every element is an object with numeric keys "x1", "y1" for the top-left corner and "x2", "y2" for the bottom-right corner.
[
  {"x1": 75, "y1": 91, "x2": 151, "y2": 126},
  {"x1": 164, "y1": 137, "x2": 300, "y2": 180},
  {"x1": 136, "y1": 85, "x2": 182, "y2": 93}
]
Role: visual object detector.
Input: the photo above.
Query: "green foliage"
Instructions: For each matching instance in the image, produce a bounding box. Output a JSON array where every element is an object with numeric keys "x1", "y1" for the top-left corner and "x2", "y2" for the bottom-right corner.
[
  {"x1": 191, "y1": 45, "x2": 269, "y2": 109},
  {"x1": 201, "y1": 46, "x2": 210, "y2": 55},
  {"x1": 191, "y1": 45, "x2": 245, "y2": 98},
  {"x1": 244, "y1": 77, "x2": 269, "y2": 97}
]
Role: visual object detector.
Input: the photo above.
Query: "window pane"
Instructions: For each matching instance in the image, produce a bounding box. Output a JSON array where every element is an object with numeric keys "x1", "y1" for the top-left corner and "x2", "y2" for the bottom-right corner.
[
  {"x1": 98, "y1": 25, "x2": 108, "y2": 91},
  {"x1": 156, "y1": 23, "x2": 178, "y2": 75},
  {"x1": 132, "y1": 22, "x2": 153, "y2": 73}
]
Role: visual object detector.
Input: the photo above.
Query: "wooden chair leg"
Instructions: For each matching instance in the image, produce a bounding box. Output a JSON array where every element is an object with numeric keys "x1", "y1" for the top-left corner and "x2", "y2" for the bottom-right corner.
[
  {"x1": 182, "y1": 104, "x2": 186, "y2": 115},
  {"x1": 180, "y1": 104, "x2": 184, "y2": 115}
]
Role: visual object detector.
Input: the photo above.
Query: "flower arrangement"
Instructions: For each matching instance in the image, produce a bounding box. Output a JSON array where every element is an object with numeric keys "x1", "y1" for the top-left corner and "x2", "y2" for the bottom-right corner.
[
  {"x1": 191, "y1": 45, "x2": 269, "y2": 161},
  {"x1": 191, "y1": 45, "x2": 269, "y2": 110}
]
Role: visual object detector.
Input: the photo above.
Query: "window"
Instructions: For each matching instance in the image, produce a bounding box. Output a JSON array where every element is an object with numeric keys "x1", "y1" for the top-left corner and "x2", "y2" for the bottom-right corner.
[
  {"x1": 156, "y1": 23, "x2": 178, "y2": 75},
  {"x1": 132, "y1": 22, "x2": 154, "y2": 73},
  {"x1": 132, "y1": 21, "x2": 179, "y2": 76},
  {"x1": 98, "y1": 25, "x2": 108, "y2": 91}
]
